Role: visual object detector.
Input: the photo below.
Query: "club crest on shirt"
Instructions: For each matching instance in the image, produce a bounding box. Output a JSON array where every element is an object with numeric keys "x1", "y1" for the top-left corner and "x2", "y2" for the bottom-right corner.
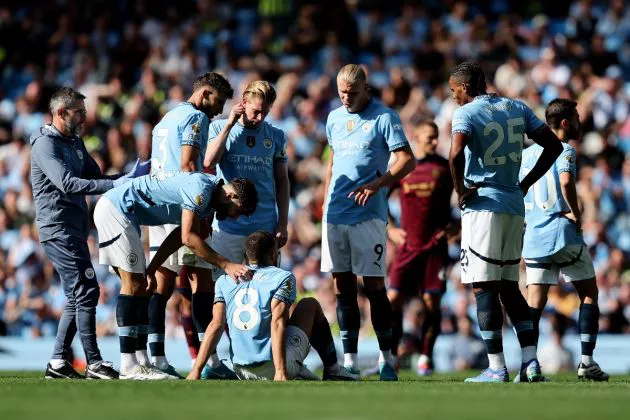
[
  {"x1": 76, "y1": 149, "x2": 83, "y2": 162},
  {"x1": 195, "y1": 194, "x2": 205, "y2": 207},
  {"x1": 246, "y1": 135, "x2": 256, "y2": 148},
  {"x1": 346, "y1": 120, "x2": 355, "y2": 131},
  {"x1": 85, "y1": 268, "x2": 95, "y2": 279},
  {"x1": 362, "y1": 122, "x2": 372, "y2": 132},
  {"x1": 263, "y1": 138, "x2": 272, "y2": 149}
]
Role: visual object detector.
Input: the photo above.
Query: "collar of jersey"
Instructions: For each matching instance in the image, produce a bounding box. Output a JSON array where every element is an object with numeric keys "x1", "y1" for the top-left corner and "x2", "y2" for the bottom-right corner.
[{"x1": 473, "y1": 93, "x2": 498, "y2": 102}]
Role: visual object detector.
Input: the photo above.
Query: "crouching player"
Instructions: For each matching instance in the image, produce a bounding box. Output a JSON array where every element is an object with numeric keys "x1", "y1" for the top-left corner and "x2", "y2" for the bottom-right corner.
[{"x1": 187, "y1": 231, "x2": 357, "y2": 381}]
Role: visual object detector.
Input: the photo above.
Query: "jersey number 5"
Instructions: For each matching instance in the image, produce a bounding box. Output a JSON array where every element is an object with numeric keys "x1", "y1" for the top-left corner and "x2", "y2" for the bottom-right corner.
[
  {"x1": 483, "y1": 118, "x2": 524, "y2": 166},
  {"x1": 233, "y1": 288, "x2": 260, "y2": 331}
]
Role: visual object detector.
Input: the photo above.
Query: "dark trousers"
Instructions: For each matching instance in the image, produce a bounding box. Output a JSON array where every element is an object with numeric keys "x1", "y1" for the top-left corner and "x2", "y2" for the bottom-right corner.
[{"x1": 42, "y1": 237, "x2": 102, "y2": 365}]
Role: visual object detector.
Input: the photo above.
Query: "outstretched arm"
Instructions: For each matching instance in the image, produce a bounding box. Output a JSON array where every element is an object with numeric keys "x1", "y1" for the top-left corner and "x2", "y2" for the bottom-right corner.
[
  {"x1": 271, "y1": 298, "x2": 290, "y2": 381},
  {"x1": 520, "y1": 126, "x2": 563, "y2": 193}
]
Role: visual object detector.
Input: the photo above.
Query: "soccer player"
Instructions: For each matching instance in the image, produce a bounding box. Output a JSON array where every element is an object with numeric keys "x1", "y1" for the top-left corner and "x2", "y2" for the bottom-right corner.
[
  {"x1": 147, "y1": 72, "x2": 233, "y2": 377},
  {"x1": 322, "y1": 64, "x2": 416, "y2": 381},
  {"x1": 32, "y1": 87, "x2": 149, "y2": 380},
  {"x1": 448, "y1": 62, "x2": 563, "y2": 383},
  {"x1": 387, "y1": 120, "x2": 454, "y2": 376},
  {"x1": 93, "y1": 171, "x2": 257, "y2": 379},
  {"x1": 184, "y1": 80, "x2": 289, "y2": 378},
  {"x1": 521, "y1": 99, "x2": 609, "y2": 381},
  {"x1": 186, "y1": 231, "x2": 357, "y2": 381}
]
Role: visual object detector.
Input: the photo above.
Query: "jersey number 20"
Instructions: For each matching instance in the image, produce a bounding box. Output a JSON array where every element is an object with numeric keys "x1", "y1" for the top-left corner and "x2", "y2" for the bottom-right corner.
[{"x1": 233, "y1": 288, "x2": 260, "y2": 331}]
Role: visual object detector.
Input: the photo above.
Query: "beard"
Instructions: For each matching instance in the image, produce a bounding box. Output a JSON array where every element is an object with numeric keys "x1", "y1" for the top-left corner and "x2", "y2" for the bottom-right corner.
[
  {"x1": 215, "y1": 205, "x2": 229, "y2": 221},
  {"x1": 65, "y1": 120, "x2": 82, "y2": 137}
]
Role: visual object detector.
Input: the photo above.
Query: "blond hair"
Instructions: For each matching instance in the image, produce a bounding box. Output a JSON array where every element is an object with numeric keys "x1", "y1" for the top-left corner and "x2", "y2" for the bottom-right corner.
[
  {"x1": 243, "y1": 80, "x2": 277, "y2": 107},
  {"x1": 337, "y1": 64, "x2": 367, "y2": 84}
]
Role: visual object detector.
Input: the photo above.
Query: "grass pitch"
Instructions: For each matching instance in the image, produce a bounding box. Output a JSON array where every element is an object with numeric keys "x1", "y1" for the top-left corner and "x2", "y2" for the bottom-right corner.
[{"x1": 1, "y1": 371, "x2": 629, "y2": 420}]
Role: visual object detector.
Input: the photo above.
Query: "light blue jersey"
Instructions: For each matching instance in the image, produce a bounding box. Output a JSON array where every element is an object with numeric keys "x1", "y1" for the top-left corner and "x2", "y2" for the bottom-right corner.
[
  {"x1": 325, "y1": 98, "x2": 408, "y2": 225},
  {"x1": 151, "y1": 102, "x2": 209, "y2": 173},
  {"x1": 104, "y1": 171, "x2": 219, "y2": 231},
  {"x1": 451, "y1": 94, "x2": 545, "y2": 216},
  {"x1": 210, "y1": 120, "x2": 287, "y2": 235},
  {"x1": 215, "y1": 265, "x2": 296, "y2": 367},
  {"x1": 521, "y1": 143, "x2": 584, "y2": 258}
]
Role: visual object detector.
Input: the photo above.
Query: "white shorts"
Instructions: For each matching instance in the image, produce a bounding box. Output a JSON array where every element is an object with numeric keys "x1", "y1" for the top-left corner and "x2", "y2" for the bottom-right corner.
[
  {"x1": 460, "y1": 211, "x2": 524, "y2": 284},
  {"x1": 178, "y1": 227, "x2": 247, "y2": 280},
  {"x1": 148, "y1": 224, "x2": 180, "y2": 273},
  {"x1": 524, "y1": 245, "x2": 595, "y2": 285},
  {"x1": 232, "y1": 326, "x2": 311, "y2": 380},
  {"x1": 321, "y1": 218, "x2": 387, "y2": 277},
  {"x1": 94, "y1": 197, "x2": 146, "y2": 274}
]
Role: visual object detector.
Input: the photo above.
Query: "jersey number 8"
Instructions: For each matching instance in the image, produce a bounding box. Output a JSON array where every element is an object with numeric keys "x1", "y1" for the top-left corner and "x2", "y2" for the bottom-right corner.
[{"x1": 233, "y1": 288, "x2": 261, "y2": 331}]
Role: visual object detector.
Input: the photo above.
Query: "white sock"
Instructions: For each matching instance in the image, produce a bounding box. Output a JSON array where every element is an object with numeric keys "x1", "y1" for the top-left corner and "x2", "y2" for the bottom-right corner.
[
  {"x1": 191, "y1": 358, "x2": 197, "y2": 368},
  {"x1": 121, "y1": 353, "x2": 138, "y2": 374},
  {"x1": 208, "y1": 353, "x2": 221, "y2": 368},
  {"x1": 581, "y1": 355, "x2": 594, "y2": 365},
  {"x1": 136, "y1": 349, "x2": 150, "y2": 367},
  {"x1": 49, "y1": 359, "x2": 66, "y2": 369},
  {"x1": 488, "y1": 353, "x2": 506, "y2": 371},
  {"x1": 343, "y1": 353, "x2": 358, "y2": 370},
  {"x1": 418, "y1": 354, "x2": 430, "y2": 366},
  {"x1": 378, "y1": 350, "x2": 393, "y2": 365},
  {"x1": 521, "y1": 346, "x2": 537, "y2": 364},
  {"x1": 151, "y1": 356, "x2": 169, "y2": 369}
]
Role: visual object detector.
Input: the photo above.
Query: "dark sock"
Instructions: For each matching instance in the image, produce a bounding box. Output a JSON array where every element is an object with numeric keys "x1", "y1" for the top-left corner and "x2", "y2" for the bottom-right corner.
[
  {"x1": 336, "y1": 292, "x2": 360, "y2": 354},
  {"x1": 364, "y1": 288, "x2": 393, "y2": 352},
  {"x1": 529, "y1": 306, "x2": 544, "y2": 347},
  {"x1": 421, "y1": 309, "x2": 442, "y2": 359},
  {"x1": 116, "y1": 295, "x2": 138, "y2": 354},
  {"x1": 135, "y1": 296, "x2": 149, "y2": 352},
  {"x1": 192, "y1": 292, "x2": 214, "y2": 336},
  {"x1": 310, "y1": 318, "x2": 338, "y2": 368},
  {"x1": 182, "y1": 314, "x2": 199, "y2": 358},
  {"x1": 391, "y1": 309, "x2": 403, "y2": 357},
  {"x1": 475, "y1": 289, "x2": 504, "y2": 354},
  {"x1": 148, "y1": 293, "x2": 168, "y2": 358},
  {"x1": 579, "y1": 303, "x2": 599, "y2": 358},
  {"x1": 500, "y1": 283, "x2": 536, "y2": 349}
]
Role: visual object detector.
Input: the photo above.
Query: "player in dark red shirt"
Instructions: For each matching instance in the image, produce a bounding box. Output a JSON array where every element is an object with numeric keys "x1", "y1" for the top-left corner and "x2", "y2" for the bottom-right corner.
[{"x1": 387, "y1": 120, "x2": 454, "y2": 376}]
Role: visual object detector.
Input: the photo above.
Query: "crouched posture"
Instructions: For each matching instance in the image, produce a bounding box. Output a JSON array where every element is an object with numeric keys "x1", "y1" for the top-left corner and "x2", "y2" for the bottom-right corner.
[{"x1": 187, "y1": 231, "x2": 357, "y2": 381}]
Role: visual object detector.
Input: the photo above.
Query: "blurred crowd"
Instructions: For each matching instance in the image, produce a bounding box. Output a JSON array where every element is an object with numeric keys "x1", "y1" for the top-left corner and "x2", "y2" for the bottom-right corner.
[{"x1": 0, "y1": 0, "x2": 628, "y2": 369}]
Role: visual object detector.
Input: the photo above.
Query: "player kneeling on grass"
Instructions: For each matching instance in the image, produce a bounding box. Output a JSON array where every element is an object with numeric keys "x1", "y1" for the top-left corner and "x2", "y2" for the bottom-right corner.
[
  {"x1": 94, "y1": 171, "x2": 257, "y2": 380},
  {"x1": 187, "y1": 231, "x2": 358, "y2": 381}
]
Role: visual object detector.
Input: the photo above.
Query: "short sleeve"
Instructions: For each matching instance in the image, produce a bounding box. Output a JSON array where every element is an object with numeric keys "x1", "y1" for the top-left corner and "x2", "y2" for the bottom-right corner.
[
  {"x1": 214, "y1": 278, "x2": 225, "y2": 303},
  {"x1": 207, "y1": 120, "x2": 224, "y2": 143},
  {"x1": 272, "y1": 274, "x2": 296, "y2": 305},
  {"x1": 451, "y1": 106, "x2": 473, "y2": 136},
  {"x1": 557, "y1": 146, "x2": 577, "y2": 178},
  {"x1": 325, "y1": 117, "x2": 333, "y2": 150},
  {"x1": 181, "y1": 112, "x2": 209, "y2": 148},
  {"x1": 274, "y1": 130, "x2": 288, "y2": 163},
  {"x1": 522, "y1": 103, "x2": 545, "y2": 135},
  {"x1": 179, "y1": 178, "x2": 212, "y2": 215},
  {"x1": 378, "y1": 111, "x2": 408, "y2": 151}
]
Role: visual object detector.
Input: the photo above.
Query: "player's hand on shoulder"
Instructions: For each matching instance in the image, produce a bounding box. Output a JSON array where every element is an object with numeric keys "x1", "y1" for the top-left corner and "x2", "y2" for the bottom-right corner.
[
  {"x1": 228, "y1": 102, "x2": 246, "y2": 126},
  {"x1": 349, "y1": 178, "x2": 383, "y2": 206},
  {"x1": 387, "y1": 226, "x2": 407, "y2": 247},
  {"x1": 225, "y1": 262, "x2": 253, "y2": 283}
]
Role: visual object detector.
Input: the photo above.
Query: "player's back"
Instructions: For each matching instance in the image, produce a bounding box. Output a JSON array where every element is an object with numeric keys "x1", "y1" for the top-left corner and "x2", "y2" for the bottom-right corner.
[
  {"x1": 520, "y1": 142, "x2": 582, "y2": 258},
  {"x1": 452, "y1": 94, "x2": 545, "y2": 216},
  {"x1": 104, "y1": 171, "x2": 217, "y2": 228},
  {"x1": 215, "y1": 265, "x2": 296, "y2": 367},
  {"x1": 151, "y1": 102, "x2": 209, "y2": 173}
]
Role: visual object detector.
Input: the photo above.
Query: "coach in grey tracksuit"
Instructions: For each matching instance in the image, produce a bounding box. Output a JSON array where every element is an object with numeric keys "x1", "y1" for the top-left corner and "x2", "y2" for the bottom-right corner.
[{"x1": 31, "y1": 87, "x2": 148, "y2": 379}]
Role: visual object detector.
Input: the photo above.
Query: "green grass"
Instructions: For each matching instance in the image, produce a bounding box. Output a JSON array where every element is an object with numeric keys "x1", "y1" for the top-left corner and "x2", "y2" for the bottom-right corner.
[{"x1": 1, "y1": 371, "x2": 629, "y2": 420}]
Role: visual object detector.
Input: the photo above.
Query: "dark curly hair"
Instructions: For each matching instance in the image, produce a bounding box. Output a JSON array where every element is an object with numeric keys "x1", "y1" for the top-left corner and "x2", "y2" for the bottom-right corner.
[
  {"x1": 230, "y1": 177, "x2": 258, "y2": 217},
  {"x1": 245, "y1": 230, "x2": 276, "y2": 264},
  {"x1": 450, "y1": 61, "x2": 487, "y2": 95},
  {"x1": 192, "y1": 72, "x2": 234, "y2": 99}
]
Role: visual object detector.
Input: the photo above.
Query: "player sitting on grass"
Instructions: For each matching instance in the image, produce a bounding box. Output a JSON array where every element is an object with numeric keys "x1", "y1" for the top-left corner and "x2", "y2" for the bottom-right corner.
[{"x1": 187, "y1": 231, "x2": 357, "y2": 381}]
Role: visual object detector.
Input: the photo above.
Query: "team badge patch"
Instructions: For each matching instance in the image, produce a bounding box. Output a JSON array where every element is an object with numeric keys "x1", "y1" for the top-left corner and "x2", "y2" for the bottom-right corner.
[
  {"x1": 346, "y1": 120, "x2": 355, "y2": 131},
  {"x1": 263, "y1": 138, "x2": 272, "y2": 149},
  {"x1": 246, "y1": 135, "x2": 256, "y2": 148},
  {"x1": 362, "y1": 122, "x2": 372, "y2": 132},
  {"x1": 191, "y1": 122, "x2": 201, "y2": 134},
  {"x1": 289, "y1": 334, "x2": 302, "y2": 348},
  {"x1": 85, "y1": 268, "x2": 95, "y2": 279},
  {"x1": 127, "y1": 253, "x2": 138, "y2": 266},
  {"x1": 195, "y1": 194, "x2": 205, "y2": 206},
  {"x1": 76, "y1": 149, "x2": 83, "y2": 161},
  {"x1": 566, "y1": 155, "x2": 574, "y2": 163}
]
